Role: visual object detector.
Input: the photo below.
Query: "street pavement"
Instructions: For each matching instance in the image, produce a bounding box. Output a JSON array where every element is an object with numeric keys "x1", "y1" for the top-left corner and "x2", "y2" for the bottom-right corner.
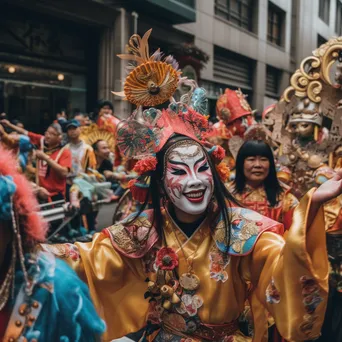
[{"x1": 96, "y1": 202, "x2": 117, "y2": 230}]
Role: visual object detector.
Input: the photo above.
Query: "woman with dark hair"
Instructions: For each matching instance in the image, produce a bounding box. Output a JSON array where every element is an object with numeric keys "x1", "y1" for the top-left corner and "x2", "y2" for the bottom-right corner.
[
  {"x1": 231, "y1": 139, "x2": 298, "y2": 231},
  {"x1": 42, "y1": 30, "x2": 342, "y2": 342},
  {"x1": 231, "y1": 138, "x2": 299, "y2": 342}
]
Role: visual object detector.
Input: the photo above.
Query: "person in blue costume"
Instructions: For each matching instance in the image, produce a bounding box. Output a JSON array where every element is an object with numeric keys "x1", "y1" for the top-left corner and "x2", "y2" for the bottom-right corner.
[{"x1": 0, "y1": 146, "x2": 106, "y2": 341}]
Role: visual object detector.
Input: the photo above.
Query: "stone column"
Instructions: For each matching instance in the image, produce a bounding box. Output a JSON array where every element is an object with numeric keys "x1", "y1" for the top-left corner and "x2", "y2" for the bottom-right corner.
[
  {"x1": 253, "y1": 61, "x2": 266, "y2": 113},
  {"x1": 98, "y1": 8, "x2": 132, "y2": 119}
]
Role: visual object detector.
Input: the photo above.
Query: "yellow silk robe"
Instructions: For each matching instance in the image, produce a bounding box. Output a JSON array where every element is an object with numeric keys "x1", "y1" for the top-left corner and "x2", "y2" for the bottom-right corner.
[{"x1": 42, "y1": 190, "x2": 328, "y2": 342}]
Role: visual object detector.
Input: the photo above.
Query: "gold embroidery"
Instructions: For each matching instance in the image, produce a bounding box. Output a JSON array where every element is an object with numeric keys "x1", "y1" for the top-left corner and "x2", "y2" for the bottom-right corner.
[
  {"x1": 107, "y1": 216, "x2": 153, "y2": 254},
  {"x1": 40, "y1": 244, "x2": 70, "y2": 258},
  {"x1": 109, "y1": 224, "x2": 139, "y2": 253}
]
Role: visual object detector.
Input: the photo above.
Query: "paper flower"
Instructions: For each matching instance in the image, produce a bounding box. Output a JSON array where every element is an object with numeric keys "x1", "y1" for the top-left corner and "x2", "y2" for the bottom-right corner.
[
  {"x1": 211, "y1": 145, "x2": 226, "y2": 164},
  {"x1": 216, "y1": 162, "x2": 230, "y2": 182},
  {"x1": 133, "y1": 156, "x2": 158, "y2": 175},
  {"x1": 155, "y1": 247, "x2": 179, "y2": 271}
]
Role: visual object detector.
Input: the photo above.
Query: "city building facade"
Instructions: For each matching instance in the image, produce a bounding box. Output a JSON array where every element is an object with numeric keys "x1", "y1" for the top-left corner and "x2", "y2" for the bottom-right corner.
[
  {"x1": 1, "y1": 0, "x2": 342, "y2": 129},
  {"x1": 0, "y1": 0, "x2": 196, "y2": 130}
]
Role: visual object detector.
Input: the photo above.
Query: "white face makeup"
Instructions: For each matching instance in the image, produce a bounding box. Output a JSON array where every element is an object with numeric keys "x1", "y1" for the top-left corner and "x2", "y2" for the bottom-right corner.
[{"x1": 163, "y1": 141, "x2": 214, "y2": 216}]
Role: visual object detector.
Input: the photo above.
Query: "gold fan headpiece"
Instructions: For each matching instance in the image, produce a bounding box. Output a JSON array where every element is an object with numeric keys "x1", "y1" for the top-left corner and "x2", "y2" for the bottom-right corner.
[{"x1": 112, "y1": 29, "x2": 182, "y2": 107}]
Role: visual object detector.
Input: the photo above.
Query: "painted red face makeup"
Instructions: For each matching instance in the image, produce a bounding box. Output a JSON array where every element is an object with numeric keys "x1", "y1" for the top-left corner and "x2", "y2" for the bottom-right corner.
[{"x1": 163, "y1": 141, "x2": 214, "y2": 216}]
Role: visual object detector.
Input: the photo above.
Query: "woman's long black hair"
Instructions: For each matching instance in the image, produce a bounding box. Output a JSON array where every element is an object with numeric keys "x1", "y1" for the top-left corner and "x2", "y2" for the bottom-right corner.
[
  {"x1": 233, "y1": 140, "x2": 283, "y2": 206},
  {"x1": 125, "y1": 135, "x2": 238, "y2": 252}
]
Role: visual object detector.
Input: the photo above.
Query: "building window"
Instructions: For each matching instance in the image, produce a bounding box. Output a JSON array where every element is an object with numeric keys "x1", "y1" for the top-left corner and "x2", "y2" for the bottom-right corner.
[
  {"x1": 266, "y1": 66, "x2": 281, "y2": 98},
  {"x1": 213, "y1": 46, "x2": 254, "y2": 91},
  {"x1": 319, "y1": 0, "x2": 330, "y2": 24},
  {"x1": 215, "y1": 0, "x2": 255, "y2": 32},
  {"x1": 336, "y1": 0, "x2": 342, "y2": 35},
  {"x1": 317, "y1": 34, "x2": 327, "y2": 47},
  {"x1": 267, "y1": 2, "x2": 285, "y2": 47}
]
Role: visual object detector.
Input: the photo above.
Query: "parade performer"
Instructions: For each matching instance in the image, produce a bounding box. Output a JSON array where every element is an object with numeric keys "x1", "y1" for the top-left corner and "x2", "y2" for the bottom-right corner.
[
  {"x1": 0, "y1": 147, "x2": 105, "y2": 341},
  {"x1": 269, "y1": 37, "x2": 342, "y2": 342},
  {"x1": 41, "y1": 29, "x2": 342, "y2": 342},
  {"x1": 230, "y1": 136, "x2": 298, "y2": 232},
  {"x1": 229, "y1": 128, "x2": 298, "y2": 342},
  {"x1": 208, "y1": 88, "x2": 256, "y2": 171}
]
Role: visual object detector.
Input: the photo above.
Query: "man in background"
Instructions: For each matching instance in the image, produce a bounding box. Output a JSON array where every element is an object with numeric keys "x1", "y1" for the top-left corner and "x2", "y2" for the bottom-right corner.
[
  {"x1": 93, "y1": 139, "x2": 113, "y2": 179},
  {"x1": 1, "y1": 119, "x2": 71, "y2": 202}
]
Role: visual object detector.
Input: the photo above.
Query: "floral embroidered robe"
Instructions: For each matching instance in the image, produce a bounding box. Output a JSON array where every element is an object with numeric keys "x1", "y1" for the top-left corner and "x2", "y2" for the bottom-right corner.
[
  {"x1": 229, "y1": 184, "x2": 299, "y2": 232},
  {"x1": 42, "y1": 190, "x2": 328, "y2": 342}
]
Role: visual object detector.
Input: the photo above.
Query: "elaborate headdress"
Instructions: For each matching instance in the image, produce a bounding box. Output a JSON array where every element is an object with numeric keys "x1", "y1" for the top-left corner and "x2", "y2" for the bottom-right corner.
[
  {"x1": 112, "y1": 30, "x2": 228, "y2": 201},
  {"x1": 113, "y1": 29, "x2": 181, "y2": 107},
  {"x1": 216, "y1": 88, "x2": 254, "y2": 124}
]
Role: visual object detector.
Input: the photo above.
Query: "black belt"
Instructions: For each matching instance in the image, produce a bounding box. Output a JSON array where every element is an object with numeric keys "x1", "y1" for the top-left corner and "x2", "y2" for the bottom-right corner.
[{"x1": 326, "y1": 232, "x2": 342, "y2": 260}]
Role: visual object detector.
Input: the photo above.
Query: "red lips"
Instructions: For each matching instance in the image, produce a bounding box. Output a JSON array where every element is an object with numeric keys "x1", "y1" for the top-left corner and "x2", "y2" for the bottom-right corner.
[{"x1": 183, "y1": 190, "x2": 206, "y2": 203}]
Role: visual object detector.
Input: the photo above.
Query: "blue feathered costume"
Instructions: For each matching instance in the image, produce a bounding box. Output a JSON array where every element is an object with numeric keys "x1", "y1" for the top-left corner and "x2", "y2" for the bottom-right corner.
[{"x1": 0, "y1": 147, "x2": 106, "y2": 341}]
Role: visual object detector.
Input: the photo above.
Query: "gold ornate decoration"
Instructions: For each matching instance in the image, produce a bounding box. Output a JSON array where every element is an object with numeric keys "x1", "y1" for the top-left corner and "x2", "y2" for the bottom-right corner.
[
  {"x1": 313, "y1": 36, "x2": 342, "y2": 86},
  {"x1": 112, "y1": 29, "x2": 182, "y2": 107},
  {"x1": 236, "y1": 89, "x2": 252, "y2": 111},
  {"x1": 283, "y1": 37, "x2": 342, "y2": 104},
  {"x1": 124, "y1": 61, "x2": 180, "y2": 107},
  {"x1": 274, "y1": 36, "x2": 342, "y2": 197},
  {"x1": 80, "y1": 124, "x2": 115, "y2": 152}
]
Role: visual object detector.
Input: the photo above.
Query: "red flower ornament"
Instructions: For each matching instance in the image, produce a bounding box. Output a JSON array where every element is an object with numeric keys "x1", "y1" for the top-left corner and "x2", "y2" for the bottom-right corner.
[
  {"x1": 212, "y1": 145, "x2": 226, "y2": 164},
  {"x1": 155, "y1": 247, "x2": 179, "y2": 271},
  {"x1": 133, "y1": 156, "x2": 158, "y2": 175}
]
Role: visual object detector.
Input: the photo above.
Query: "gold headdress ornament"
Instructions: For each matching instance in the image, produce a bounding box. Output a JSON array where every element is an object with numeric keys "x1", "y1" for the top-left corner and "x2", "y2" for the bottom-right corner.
[
  {"x1": 112, "y1": 29, "x2": 182, "y2": 107},
  {"x1": 280, "y1": 37, "x2": 342, "y2": 143},
  {"x1": 80, "y1": 124, "x2": 115, "y2": 152},
  {"x1": 283, "y1": 36, "x2": 342, "y2": 104},
  {"x1": 110, "y1": 29, "x2": 230, "y2": 202}
]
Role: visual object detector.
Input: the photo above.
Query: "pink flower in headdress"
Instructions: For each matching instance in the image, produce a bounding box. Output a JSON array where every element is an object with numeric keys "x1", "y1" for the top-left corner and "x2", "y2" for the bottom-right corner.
[
  {"x1": 212, "y1": 145, "x2": 226, "y2": 164},
  {"x1": 133, "y1": 156, "x2": 158, "y2": 175}
]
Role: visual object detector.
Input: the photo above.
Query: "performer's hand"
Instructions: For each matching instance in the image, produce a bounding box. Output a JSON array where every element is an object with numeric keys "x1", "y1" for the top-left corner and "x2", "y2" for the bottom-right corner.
[
  {"x1": 35, "y1": 150, "x2": 48, "y2": 161},
  {"x1": 38, "y1": 187, "x2": 51, "y2": 200},
  {"x1": 0, "y1": 119, "x2": 10, "y2": 127},
  {"x1": 0, "y1": 124, "x2": 4, "y2": 135},
  {"x1": 312, "y1": 169, "x2": 342, "y2": 204}
]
